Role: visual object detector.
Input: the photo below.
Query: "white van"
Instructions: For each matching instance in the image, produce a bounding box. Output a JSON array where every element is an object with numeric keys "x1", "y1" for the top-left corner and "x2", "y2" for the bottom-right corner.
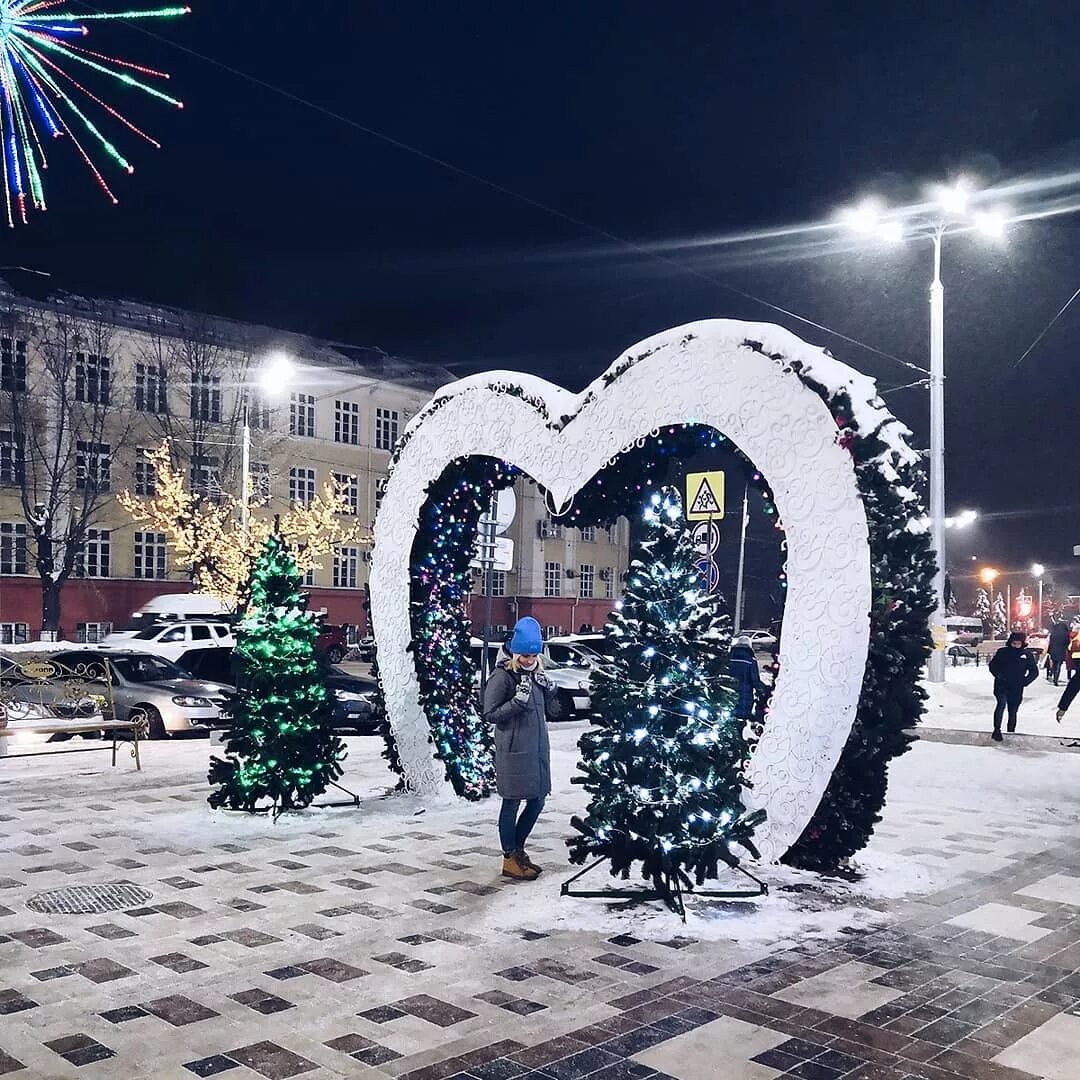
[
  {"x1": 944, "y1": 616, "x2": 984, "y2": 645},
  {"x1": 107, "y1": 593, "x2": 233, "y2": 641}
]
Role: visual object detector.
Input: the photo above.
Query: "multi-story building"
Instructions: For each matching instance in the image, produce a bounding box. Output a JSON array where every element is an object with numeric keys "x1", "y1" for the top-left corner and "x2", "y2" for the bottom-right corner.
[
  {"x1": 474, "y1": 481, "x2": 630, "y2": 640},
  {"x1": 0, "y1": 279, "x2": 629, "y2": 645}
]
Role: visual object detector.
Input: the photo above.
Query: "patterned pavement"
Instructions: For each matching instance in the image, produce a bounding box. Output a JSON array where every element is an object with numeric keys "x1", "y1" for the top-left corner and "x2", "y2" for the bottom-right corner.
[{"x1": 1, "y1": 727, "x2": 1080, "y2": 1080}]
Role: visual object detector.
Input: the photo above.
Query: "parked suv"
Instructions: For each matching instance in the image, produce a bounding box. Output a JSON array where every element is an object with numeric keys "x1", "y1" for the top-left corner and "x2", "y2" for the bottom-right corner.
[
  {"x1": 52, "y1": 650, "x2": 230, "y2": 738},
  {"x1": 102, "y1": 621, "x2": 234, "y2": 663}
]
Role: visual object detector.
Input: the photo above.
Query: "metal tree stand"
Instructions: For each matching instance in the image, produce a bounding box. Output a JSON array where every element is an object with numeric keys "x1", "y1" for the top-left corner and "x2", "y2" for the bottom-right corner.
[{"x1": 560, "y1": 855, "x2": 768, "y2": 922}]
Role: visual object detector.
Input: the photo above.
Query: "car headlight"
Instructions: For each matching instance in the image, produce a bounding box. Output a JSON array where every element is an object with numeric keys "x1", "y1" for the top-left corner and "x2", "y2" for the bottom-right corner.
[{"x1": 172, "y1": 695, "x2": 212, "y2": 707}]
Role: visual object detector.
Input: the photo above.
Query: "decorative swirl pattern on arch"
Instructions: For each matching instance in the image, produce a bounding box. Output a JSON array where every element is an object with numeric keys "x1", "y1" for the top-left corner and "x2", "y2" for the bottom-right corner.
[{"x1": 370, "y1": 320, "x2": 873, "y2": 862}]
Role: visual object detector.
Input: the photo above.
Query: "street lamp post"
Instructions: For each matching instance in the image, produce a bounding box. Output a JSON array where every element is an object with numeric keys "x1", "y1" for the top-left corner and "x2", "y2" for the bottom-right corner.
[
  {"x1": 840, "y1": 180, "x2": 1009, "y2": 683},
  {"x1": 981, "y1": 566, "x2": 999, "y2": 639},
  {"x1": 1032, "y1": 563, "x2": 1046, "y2": 631},
  {"x1": 242, "y1": 352, "x2": 296, "y2": 543}
]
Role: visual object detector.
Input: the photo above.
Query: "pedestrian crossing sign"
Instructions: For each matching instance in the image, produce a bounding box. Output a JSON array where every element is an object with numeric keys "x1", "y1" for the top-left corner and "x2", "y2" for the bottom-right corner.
[{"x1": 685, "y1": 471, "x2": 724, "y2": 521}]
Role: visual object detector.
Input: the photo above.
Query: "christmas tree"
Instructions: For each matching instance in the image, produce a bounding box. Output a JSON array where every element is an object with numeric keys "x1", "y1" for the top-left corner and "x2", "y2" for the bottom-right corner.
[
  {"x1": 567, "y1": 490, "x2": 764, "y2": 911},
  {"x1": 974, "y1": 587, "x2": 991, "y2": 632},
  {"x1": 992, "y1": 592, "x2": 1008, "y2": 638},
  {"x1": 208, "y1": 535, "x2": 345, "y2": 816}
]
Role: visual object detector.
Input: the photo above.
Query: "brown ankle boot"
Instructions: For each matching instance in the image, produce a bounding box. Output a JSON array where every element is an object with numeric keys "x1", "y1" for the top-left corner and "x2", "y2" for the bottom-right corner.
[
  {"x1": 501, "y1": 851, "x2": 539, "y2": 880},
  {"x1": 518, "y1": 849, "x2": 542, "y2": 875}
]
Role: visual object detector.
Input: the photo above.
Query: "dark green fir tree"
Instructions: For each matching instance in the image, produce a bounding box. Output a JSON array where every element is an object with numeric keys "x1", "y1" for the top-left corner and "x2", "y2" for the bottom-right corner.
[
  {"x1": 208, "y1": 535, "x2": 345, "y2": 816},
  {"x1": 567, "y1": 490, "x2": 764, "y2": 911}
]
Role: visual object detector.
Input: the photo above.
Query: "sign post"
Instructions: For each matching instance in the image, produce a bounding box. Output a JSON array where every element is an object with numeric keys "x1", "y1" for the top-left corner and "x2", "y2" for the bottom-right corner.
[
  {"x1": 475, "y1": 490, "x2": 516, "y2": 698},
  {"x1": 686, "y1": 471, "x2": 725, "y2": 600}
]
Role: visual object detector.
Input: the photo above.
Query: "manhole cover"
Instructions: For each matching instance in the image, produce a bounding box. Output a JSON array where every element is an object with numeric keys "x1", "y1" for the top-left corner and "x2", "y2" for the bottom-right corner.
[{"x1": 27, "y1": 884, "x2": 153, "y2": 915}]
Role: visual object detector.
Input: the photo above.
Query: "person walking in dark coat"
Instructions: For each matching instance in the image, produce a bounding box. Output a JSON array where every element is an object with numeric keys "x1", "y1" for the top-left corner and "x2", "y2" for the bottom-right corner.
[
  {"x1": 988, "y1": 631, "x2": 1039, "y2": 741},
  {"x1": 482, "y1": 617, "x2": 558, "y2": 881},
  {"x1": 1047, "y1": 620, "x2": 1070, "y2": 686},
  {"x1": 1056, "y1": 674, "x2": 1080, "y2": 723},
  {"x1": 729, "y1": 635, "x2": 764, "y2": 721}
]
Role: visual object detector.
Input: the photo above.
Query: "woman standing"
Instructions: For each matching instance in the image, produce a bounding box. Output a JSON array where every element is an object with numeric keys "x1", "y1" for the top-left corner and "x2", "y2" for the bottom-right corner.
[{"x1": 483, "y1": 617, "x2": 557, "y2": 880}]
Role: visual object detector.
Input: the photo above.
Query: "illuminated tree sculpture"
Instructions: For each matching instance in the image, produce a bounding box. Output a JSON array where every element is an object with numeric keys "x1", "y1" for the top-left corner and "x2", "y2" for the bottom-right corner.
[{"x1": 208, "y1": 535, "x2": 345, "y2": 816}]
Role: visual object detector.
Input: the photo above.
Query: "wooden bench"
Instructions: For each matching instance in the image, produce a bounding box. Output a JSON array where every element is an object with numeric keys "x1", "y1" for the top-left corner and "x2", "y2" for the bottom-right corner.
[{"x1": 0, "y1": 718, "x2": 143, "y2": 769}]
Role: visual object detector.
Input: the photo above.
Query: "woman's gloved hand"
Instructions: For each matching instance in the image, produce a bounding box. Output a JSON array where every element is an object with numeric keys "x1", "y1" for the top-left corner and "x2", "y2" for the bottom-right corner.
[
  {"x1": 531, "y1": 670, "x2": 552, "y2": 691},
  {"x1": 514, "y1": 676, "x2": 533, "y2": 705}
]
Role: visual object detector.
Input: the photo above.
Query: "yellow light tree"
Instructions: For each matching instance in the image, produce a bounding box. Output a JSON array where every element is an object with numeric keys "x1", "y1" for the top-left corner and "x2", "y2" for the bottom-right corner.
[{"x1": 118, "y1": 441, "x2": 368, "y2": 608}]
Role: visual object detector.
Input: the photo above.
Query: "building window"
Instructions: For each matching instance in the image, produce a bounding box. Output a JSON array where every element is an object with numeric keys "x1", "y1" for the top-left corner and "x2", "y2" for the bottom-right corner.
[
  {"x1": 374, "y1": 478, "x2": 386, "y2": 516},
  {"x1": 289, "y1": 467, "x2": 316, "y2": 507},
  {"x1": 1, "y1": 521, "x2": 29, "y2": 574},
  {"x1": 134, "y1": 455, "x2": 156, "y2": 496},
  {"x1": 302, "y1": 567, "x2": 315, "y2": 587},
  {"x1": 607, "y1": 524, "x2": 619, "y2": 544},
  {"x1": 0, "y1": 429, "x2": 23, "y2": 485},
  {"x1": 135, "y1": 363, "x2": 168, "y2": 413},
  {"x1": 189, "y1": 455, "x2": 221, "y2": 498},
  {"x1": 1, "y1": 337, "x2": 27, "y2": 392},
  {"x1": 190, "y1": 375, "x2": 222, "y2": 422},
  {"x1": 251, "y1": 461, "x2": 271, "y2": 502},
  {"x1": 333, "y1": 472, "x2": 359, "y2": 514},
  {"x1": 486, "y1": 569, "x2": 506, "y2": 597},
  {"x1": 133, "y1": 531, "x2": 167, "y2": 579},
  {"x1": 75, "y1": 353, "x2": 111, "y2": 405},
  {"x1": 375, "y1": 407, "x2": 399, "y2": 451},
  {"x1": 76, "y1": 441, "x2": 111, "y2": 492},
  {"x1": 579, "y1": 564, "x2": 595, "y2": 599},
  {"x1": 544, "y1": 561, "x2": 562, "y2": 598},
  {"x1": 76, "y1": 622, "x2": 112, "y2": 644},
  {"x1": 334, "y1": 399, "x2": 360, "y2": 445},
  {"x1": 78, "y1": 529, "x2": 111, "y2": 578},
  {"x1": 581, "y1": 525, "x2": 597, "y2": 543},
  {"x1": 544, "y1": 625, "x2": 564, "y2": 639},
  {"x1": 290, "y1": 393, "x2": 316, "y2": 438},
  {"x1": 0, "y1": 622, "x2": 29, "y2": 645},
  {"x1": 245, "y1": 389, "x2": 271, "y2": 429},
  {"x1": 333, "y1": 546, "x2": 359, "y2": 588},
  {"x1": 604, "y1": 575, "x2": 614, "y2": 600}
]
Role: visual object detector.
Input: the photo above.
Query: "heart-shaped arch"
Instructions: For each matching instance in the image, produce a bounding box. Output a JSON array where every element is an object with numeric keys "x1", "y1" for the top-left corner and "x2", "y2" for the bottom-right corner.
[{"x1": 370, "y1": 320, "x2": 872, "y2": 862}]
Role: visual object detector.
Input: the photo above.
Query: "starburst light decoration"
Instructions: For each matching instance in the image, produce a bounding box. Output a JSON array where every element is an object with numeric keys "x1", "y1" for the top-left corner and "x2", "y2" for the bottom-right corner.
[{"x1": 0, "y1": 2, "x2": 189, "y2": 225}]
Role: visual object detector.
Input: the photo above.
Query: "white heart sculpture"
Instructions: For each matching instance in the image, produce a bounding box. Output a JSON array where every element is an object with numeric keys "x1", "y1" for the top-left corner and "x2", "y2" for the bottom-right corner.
[{"x1": 370, "y1": 320, "x2": 872, "y2": 862}]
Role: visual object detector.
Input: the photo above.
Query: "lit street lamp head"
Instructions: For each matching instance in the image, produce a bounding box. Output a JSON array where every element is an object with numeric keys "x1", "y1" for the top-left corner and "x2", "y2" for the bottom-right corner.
[
  {"x1": 980, "y1": 567, "x2": 1000, "y2": 585},
  {"x1": 257, "y1": 351, "x2": 296, "y2": 397},
  {"x1": 1031, "y1": 563, "x2": 1046, "y2": 578}
]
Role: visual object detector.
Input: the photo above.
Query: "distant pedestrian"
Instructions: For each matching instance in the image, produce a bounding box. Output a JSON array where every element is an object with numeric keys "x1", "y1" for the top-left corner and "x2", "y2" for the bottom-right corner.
[
  {"x1": 482, "y1": 617, "x2": 559, "y2": 881},
  {"x1": 988, "y1": 631, "x2": 1039, "y2": 741},
  {"x1": 729, "y1": 635, "x2": 764, "y2": 721},
  {"x1": 1047, "y1": 620, "x2": 1070, "y2": 686}
]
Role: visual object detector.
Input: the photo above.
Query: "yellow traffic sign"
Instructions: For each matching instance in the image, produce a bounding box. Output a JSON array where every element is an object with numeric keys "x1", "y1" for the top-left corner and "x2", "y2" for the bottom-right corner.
[{"x1": 686, "y1": 471, "x2": 724, "y2": 521}]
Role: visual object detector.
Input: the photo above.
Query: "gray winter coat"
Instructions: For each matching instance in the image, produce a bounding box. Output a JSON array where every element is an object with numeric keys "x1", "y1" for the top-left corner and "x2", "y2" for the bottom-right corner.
[{"x1": 483, "y1": 662, "x2": 556, "y2": 800}]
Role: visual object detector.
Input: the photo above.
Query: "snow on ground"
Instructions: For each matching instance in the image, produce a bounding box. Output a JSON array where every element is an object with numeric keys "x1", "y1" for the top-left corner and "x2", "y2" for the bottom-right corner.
[
  {"x1": 922, "y1": 661, "x2": 1079, "y2": 739},
  {"x1": 4, "y1": 701, "x2": 1080, "y2": 949}
]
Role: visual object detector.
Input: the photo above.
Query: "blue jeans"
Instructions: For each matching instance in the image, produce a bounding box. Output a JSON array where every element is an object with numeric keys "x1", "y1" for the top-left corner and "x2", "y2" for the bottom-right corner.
[{"x1": 499, "y1": 797, "x2": 545, "y2": 854}]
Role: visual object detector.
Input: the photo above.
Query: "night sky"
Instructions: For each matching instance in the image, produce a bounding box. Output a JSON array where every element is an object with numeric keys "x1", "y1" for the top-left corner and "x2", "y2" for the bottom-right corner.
[{"x1": 6, "y1": 1, "x2": 1080, "y2": 604}]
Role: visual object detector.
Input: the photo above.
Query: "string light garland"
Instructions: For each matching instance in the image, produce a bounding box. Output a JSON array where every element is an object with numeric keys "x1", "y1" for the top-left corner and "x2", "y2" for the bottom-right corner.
[
  {"x1": 0, "y1": 1, "x2": 189, "y2": 225},
  {"x1": 567, "y1": 489, "x2": 764, "y2": 912},
  {"x1": 403, "y1": 455, "x2": 518, "y2": 799},
  {"x1": 208, "y1": 534, "x2": 345, "y2": 818}
]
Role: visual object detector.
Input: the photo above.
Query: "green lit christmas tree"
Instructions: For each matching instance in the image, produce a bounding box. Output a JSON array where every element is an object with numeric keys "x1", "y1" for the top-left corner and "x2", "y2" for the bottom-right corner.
[
  {"x1": 567, "y1": 490, "x2": 764, "y2": 911},
  {"x1": 208, "y1": 535, "x2": 345, "y2": 816}
]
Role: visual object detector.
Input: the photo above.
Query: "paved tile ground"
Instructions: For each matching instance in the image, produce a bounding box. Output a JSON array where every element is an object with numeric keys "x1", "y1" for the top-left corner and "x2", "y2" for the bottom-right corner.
[{"x1": 1, "y1": 725, "x2": 1080, "y2": 1079}]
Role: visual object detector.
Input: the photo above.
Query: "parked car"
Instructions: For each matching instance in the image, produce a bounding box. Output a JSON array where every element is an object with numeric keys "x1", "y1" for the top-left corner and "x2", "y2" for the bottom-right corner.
[
  {"x1": 175, "y1": 647, "x2": 380, "y2": 735},
  {"x1": 106, "y1": 593, "x2": 233, "y2": 641},
  {"x1": 470, "y1": 638, "x2": 592, "y2": 718},
  {"x1": 102, "y1": 620, "x2": 234, "y2": 662},
  {"x1": 316, "y1": 624, "x2": 349, "y2": 665},
  {"x1": 51, "y1": 650, "x2": 231, "y2": 738},
  {"x1": 741, "y1": 629, "x2": 778, "y2": 650},
  {"x1": 354, "y1": 636, "x2": 376, "y2": 662}
]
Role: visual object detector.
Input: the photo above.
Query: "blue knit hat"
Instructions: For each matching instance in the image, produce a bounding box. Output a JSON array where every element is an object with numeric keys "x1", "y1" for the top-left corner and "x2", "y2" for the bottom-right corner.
[{"x1": 509, "y1": 616, "x2": 543, "y2": 655}]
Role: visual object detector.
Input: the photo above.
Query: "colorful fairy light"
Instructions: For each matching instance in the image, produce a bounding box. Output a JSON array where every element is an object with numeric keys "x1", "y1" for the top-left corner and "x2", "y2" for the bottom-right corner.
[{"x1": 0, "y1": 1, "x2": 189, "y2": 225}]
